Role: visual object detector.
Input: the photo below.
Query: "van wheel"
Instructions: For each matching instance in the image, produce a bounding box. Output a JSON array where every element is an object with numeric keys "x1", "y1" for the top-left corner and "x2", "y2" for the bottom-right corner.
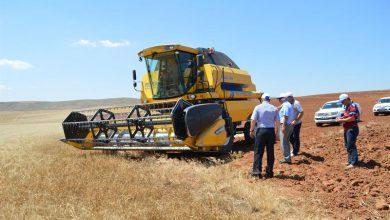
[
  {"x1": 374, "y1": 112, "x2": 378, "y2": 116},
  {"x1": 316, "y1": 123, "x2": 322, "y2": 127}
]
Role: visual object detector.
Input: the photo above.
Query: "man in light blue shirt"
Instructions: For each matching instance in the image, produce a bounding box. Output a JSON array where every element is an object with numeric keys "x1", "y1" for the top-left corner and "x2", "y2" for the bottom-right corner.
[
  {"x1": 277, "y1": 92, "x2": 294, "y2": 164},
  {"x1": 287, "y1": 92, "x2": 304, "y2": 156},
  {"x1": 249, "y1": 93, "x2": 279, "y2": 178}
]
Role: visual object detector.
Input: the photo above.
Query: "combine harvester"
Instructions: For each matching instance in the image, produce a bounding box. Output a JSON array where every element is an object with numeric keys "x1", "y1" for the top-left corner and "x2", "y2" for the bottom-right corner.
[{"x1": 62, "y1": 45, "x2": 261, "y2": 153}]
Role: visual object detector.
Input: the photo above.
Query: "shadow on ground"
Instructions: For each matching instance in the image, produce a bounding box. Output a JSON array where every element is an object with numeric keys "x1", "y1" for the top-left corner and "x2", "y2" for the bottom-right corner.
[
  {"x1": 87, "y1": 139, "x2": 254, "y2": 167},
  {"x1": 301, "y1": 152, "x2": 325, "y2": 162},
  {"x1": 357, "y1": 159, "x2": 381, "y2": 169},
  {"x1": 274, "y1": 173, "x2": 305, "y2": 181}
]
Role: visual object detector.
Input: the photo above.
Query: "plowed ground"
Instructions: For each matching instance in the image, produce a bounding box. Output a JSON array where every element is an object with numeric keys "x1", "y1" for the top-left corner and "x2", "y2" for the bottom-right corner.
[{"x1": 231, "y1": 90, "x2": 390, "y2": 219}]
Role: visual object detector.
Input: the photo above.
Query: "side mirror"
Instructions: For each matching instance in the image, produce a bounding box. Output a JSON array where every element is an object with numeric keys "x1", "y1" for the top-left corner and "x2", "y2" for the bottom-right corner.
[
  {"x1": 196, "y1": 54, "x2": 204, "y2": 67},
  {"x1": 132, "y1": 69, "x2": 140, "y2": 91},
  {"x1": 132, "y1": 70, "x2": 137, "y2": 81}
]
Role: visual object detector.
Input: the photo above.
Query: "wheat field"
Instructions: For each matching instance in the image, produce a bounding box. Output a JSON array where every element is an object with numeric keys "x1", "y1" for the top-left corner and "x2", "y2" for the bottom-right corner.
[{"x1": 0, "y1": 110, "x2": 318, "y2": 219}]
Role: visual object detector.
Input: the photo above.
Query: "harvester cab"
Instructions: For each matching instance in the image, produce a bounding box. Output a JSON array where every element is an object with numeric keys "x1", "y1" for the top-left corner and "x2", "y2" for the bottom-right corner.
[{"x1": 62, "y1": 45, "x2": 261, "y2": 153}]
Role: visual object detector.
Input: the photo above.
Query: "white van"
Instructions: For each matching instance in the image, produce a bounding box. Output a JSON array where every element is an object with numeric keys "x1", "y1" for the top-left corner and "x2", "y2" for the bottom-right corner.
[{"x1": 373, "y1": 97, "x2": 390, "y2": 116}]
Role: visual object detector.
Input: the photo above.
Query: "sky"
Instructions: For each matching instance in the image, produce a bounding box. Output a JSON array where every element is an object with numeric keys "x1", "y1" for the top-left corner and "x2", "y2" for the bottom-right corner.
[{"x1": 0, "y1": 0, "x2": 389, "y2": 101}]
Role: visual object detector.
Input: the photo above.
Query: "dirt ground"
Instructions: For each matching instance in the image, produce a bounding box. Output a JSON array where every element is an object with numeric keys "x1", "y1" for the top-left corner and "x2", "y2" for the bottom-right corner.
[{"x1": 230, "y1": 90, "x2": 390, "y2": 219}]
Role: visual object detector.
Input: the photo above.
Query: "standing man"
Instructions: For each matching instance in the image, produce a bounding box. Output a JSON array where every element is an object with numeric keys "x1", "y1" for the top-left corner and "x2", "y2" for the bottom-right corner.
[
  {"x1": 285, "y1": 92, "x2": 304, "y2": 156},
  {"x1": 278, "y1": 92, "x2": 294, "y2": 164},
  {"x1": 336, "y1": 94, "x2": 360, "y2": 169},
  {"x1": 250, "y1": 93, "x2": 279, "y2": 178}
]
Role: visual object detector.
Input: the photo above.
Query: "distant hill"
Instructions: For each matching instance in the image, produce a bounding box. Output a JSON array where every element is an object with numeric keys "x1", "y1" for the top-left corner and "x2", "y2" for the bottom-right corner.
[
  {"x1": 1, "y1": 89, "x2": 388, "y2": 111},
  {"x1": 0, "y1": 98, "x2": 139, "y2": 111}
]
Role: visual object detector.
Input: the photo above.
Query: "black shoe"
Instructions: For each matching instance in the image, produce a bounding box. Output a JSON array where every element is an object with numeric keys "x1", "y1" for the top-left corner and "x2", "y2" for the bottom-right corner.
[{"x1": 264, "y1": 173, "x2": 274, "y2": 178}]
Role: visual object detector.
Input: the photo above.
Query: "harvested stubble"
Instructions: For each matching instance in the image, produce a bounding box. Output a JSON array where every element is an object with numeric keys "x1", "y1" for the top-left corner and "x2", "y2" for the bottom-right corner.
[{"x1": 0, "y1": 110, "x2": 312, "y2": 219}]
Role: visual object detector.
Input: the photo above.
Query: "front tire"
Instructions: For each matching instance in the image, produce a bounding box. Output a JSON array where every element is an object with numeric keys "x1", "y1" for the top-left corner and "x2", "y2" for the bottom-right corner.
[
  {"x1": 219, "y1": 123, "x2": 236, "y2": 154},
  {"x1": 374, "y1": 112, "x2": 379, "y2": 116},
  {"x1": 316, "y1": 123, "x2": 322, "y2": 127}
]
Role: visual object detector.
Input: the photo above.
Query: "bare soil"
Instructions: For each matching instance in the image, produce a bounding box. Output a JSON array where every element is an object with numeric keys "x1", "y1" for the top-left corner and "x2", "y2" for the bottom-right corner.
[{"x1": 230, "y1": 90, "x2": 390, "y2": 219}]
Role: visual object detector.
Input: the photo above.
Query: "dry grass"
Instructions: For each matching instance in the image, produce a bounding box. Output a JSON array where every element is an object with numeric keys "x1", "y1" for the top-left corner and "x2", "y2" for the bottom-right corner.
[{"x1": 0, "y1": 110, "x2": 317, "y2": 219}]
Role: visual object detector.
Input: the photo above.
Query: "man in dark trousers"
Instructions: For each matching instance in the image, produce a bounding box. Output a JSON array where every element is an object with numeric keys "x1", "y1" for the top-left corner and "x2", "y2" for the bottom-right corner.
[
  {"x1": 250, "y1": 93, "x2": 279, "y2": 178},
  {"x1": 285, "y1": 92, "x2": 304, "y2": 156},
  {"x1": 336, "y1": 93, "x2": 360, "y2": 169}
]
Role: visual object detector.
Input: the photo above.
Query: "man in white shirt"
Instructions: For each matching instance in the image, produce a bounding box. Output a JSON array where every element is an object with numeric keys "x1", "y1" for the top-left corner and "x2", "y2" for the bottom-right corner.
[
  {"x1": 278, "y1": 92, "x2": 294, "y2": 164},
  {"x1": 249, "y1": 93, "x2": 279, "y2": 178},
  {"x1": 285, "y1": 92, "x2": 304, "y2": 156}
]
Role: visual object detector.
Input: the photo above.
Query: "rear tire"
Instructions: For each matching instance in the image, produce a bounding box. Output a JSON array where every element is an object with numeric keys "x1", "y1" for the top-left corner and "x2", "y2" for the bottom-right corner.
[
  {"x1": 244, "y1": 121, "x2": 254, "y2": 144},
  {"x1": 374, "y1": 112, "x2": 379, "y2": 116},
  {"x1": 316, "y1": 123, "x2": 322, "y2": 127}
]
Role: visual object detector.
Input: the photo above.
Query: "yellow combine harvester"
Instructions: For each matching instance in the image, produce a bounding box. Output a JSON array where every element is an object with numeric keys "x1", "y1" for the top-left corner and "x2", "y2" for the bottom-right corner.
[{"x1": 62, "y1": 45, "x2": 261, "y2": 153}]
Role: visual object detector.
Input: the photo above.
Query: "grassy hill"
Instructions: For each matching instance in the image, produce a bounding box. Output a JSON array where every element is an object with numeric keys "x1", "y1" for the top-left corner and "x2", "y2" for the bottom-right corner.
[{"x1": 0, "y1": 98, "x2": 139, "y2": 111}]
